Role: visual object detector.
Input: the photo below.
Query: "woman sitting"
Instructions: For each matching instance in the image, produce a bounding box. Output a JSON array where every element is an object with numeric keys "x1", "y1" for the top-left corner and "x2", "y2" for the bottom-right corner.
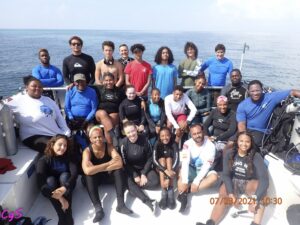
[
  {"x1": 196, "y1": 131, "x2": 269, "y2": 225},
  {"x1": 82, "y1": 126, "x2": 133, "y2": 223},
  {"x1": 36, "y1": 135, "x2": 78, "y2": 225},
  {"x1": 6, "y1": 75, "x2": 70, "y2": 153},
  {"x1": 119, "y1": 85, "x2": 147, "y2": 134},
  {"x1": 95, "y1": 73, "x2": 126, "y2": 147},
  {"x1": 145, "y1": 88, "x2": 166, "y2": 144},
  {"x1": 120, "y1": 121, "x2": 159, "y2": 212},
  {"x1": 153, "y1": 127, "x2": 179, "y2": 210}
]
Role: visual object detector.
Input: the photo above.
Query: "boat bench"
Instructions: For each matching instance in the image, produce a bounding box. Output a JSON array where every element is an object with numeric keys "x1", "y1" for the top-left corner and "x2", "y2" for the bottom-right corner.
[{"x1": 0, "y1": 142, "x2": 39, "y2": 215}]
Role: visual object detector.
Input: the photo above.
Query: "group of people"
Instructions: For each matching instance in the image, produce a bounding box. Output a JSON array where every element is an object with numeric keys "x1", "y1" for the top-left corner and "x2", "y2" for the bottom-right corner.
[{"x1": 5, "y1": 35, "x2": 300, "y2": 225}]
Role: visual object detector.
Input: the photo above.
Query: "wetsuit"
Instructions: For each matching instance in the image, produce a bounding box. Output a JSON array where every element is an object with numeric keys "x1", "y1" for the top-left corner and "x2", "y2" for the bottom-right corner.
[
  {"x1": 222, "y1": 150, "x2": 269, "y2": 203},
  {"x1": 152, "y1": 140, "x2": 179, "y2": 173},
  {"x1": 85, "y1": 144, "x2": 127, "y2": 210},
  {"x1": 62, "y1": 53, "x2": 96, "y2": 84},
  {"x1": 36, "y1": 154, "x2": 78, "y2": 225},
  {"x1": 203, "y1": 108, "x2": 237, "y2": 142},
  {"x1": 221, "y1": 82, "x2": 248, "y2": 112},
  {"x1": 119, "y1": 97, "x2": 146, "y2": 126},
  {"x1": 186, "y1": 88, "x2": 212, "y2": 123},
  {"x1": 145, "y1": 98, "x2": 166, "y2": 135},
  {"x1": 32, "y1": 64, "x2": 64, "y2": 87},
  {"x1": 118, "y1": 57, "x2": 134, "y2": 69},
  {"x1": 120, "y1": 134, "x2": 159, "y2": 190},
  {"x1": 95, "y1": 85, "x2": 126, "y2": 114}
]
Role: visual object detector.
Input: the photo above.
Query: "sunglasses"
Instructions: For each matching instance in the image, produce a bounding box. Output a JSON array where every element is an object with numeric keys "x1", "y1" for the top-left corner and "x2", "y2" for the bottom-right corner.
[{"x1": 71, "y1": 42, "x2": 81, "y2": 46}]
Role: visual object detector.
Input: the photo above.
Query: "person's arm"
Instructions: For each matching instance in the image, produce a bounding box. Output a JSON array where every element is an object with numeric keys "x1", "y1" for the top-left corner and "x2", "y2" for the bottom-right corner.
[
  {"x1": 171, "y1": 142, "x2": 180, "y2": 171},
  {"x1": 53, "y1": 67, "x2": 64, "y2": 87},
  {"x1": 152, "y1": 142, "x2": 166, "y2": 172},
  {"x1": 85, "y1": 89, "x2": 98, "y2": 121},
  {"x1": 62, "y1": 58, "x2": 71, "y2": 84},
  {"x1": 192, "y1": 142, "x2": 215, "y2": 185},
  {"x1": 118, "y1": 100, "x2": 126, "y2": 122},
  {"x1": 106, "y1": 144, "x2": 123, "y2": 171},
  {"x1": 222, "y1": 150, "x2": 234, "y2": 194},
  {"x1": 185, "y1": 94, "x2": 197, "y2": 123},
  {"x1": 64, "y1": 90, "x2": 74, "y2": 120},
  {"x1": 236, "y1": 103, "x2": 247, "y2": 132},
  {"x1": 215, "y1": 112, "x2": 237, "y2": 141},
  {"x1": 140, "y1": 141, "x2": 153, "y2": 175},
  {"x1": 32, "y1": 66, "x2": 56, "y2": 87},
  {"x1": 53, "y1": 99, "x2": 71, "y2": 136},
  {"x1": 180, "y1": 142, "x2": 191, "y2": 184},
  {"x1": 178, "y1": 61, "x2": 184, "y2": 78},
  {"x1": 185, "y1": 59, "x2": 202, "y2": 77},
  {"x1": 139, "y1": 101, "x2": 146, "y2": 125},
  {"x1": 139, "y1": 74, "x2": 151, "y2": 96},
  {"x1": 290, "y1": 89, "x2": 300, "y2": 98},
  {"x1": 227, "y1": 60, "x2": 233, "y2": 75},
  {"x1": 253, "y1": 153, "x2": 269, "y2": 202},
  {"x1": 36, "y1": 157, "x2": 52, "y2": 198},
  {"x1": 152, "y1": 66, "x2": 156, "y2": 88},
  {"x1": 82, "y1": 147, "x2": 112, "y2": 175},
  {"x1": 94, "y1": 62, "x2": 102, "y2": 85},
  {"x1": 115, "y1": 62, "x2": 124, "y2": 87},
  {"x1": 89, "y1": 57, "x2": 96, "y2": 85},
  {"x1": 203, "y1": 111, "x2": 213, "y2": 136},
  {"x1": 144, "y1": 104, "x2": 156, "y2": 133},
  {"x1": 160, "y1": 100, "x2": 167, "y2": 128},
  {"x1": 165, "y1": 96, "x2": 180, "y2": 129},
  {"x1": 199, "y1": 59, "x2": 209, "y2": 72},
  {"x1": 124, "y1": 63, "x2": 131, "y2": 86}
]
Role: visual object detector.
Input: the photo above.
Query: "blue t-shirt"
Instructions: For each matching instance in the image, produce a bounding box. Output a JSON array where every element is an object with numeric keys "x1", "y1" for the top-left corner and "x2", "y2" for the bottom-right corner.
[
  {"x1": 236, "y1": 90, "x2": 290, "y2": 133},
  {"x1": 65, "y1": 86, "x2": 98, "y2": 121},
  {"x1": 32, "y1": 64, "x2": 64, "y2": 87},
  {"x1": 152, "y1": 64, "x2": 178, "y2": 99},
  {"x1": 200, "y1": 57, "x2": 233, "y2": 86}
]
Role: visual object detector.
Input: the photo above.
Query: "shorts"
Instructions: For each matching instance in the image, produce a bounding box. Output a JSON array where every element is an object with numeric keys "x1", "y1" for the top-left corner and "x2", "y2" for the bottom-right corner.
[
  {"x1": 188, "y1": 165, "x2": 217, "y2": 183},
  {"x1": 175, "y1": 114, "x2": 187, "y2": 123},
  {"x1": 232, "y1": 178, "x2": 248, "y2": 196}
]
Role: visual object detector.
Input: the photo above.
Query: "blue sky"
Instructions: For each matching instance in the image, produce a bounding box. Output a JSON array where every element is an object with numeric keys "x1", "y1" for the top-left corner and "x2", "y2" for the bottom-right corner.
[{"x1": 1, "y1": 0, "x2": 299, "y2": 33}]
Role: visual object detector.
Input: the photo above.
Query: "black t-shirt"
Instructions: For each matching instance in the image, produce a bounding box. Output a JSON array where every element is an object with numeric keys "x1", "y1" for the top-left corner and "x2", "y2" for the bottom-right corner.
[
  {"x1": 63, "y1": 53, "x2": 96, "y2": 84},
  {"x1": 221, "y1": 83, "x2": 248, "y2": 112}
]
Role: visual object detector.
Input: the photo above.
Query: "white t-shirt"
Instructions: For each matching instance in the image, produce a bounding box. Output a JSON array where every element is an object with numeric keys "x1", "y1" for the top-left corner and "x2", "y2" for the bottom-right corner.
[
  {"x1": 6, "y1": 93, "x2": 70, "y2": 140},
  {"x1": 180, "y1": 136, "x2": 216, "y2": 184},
  {"x1": 164, "y1": 93, "x2": 197, "y2": 129}
]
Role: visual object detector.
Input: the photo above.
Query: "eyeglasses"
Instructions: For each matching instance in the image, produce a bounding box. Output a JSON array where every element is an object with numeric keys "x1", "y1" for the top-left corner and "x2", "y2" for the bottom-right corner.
[{"x1": 71, "y1": 42, "x2": 81, "y2": 46}]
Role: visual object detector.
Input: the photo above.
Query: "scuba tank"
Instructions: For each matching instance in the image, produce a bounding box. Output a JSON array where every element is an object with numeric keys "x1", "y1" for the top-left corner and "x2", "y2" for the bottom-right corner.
[
  {"x1": 287, "y1": 100, "x2": 300, "y2": 151},
  {"x1": 0, "y1": 120, "x2": 7, "y2": 157},
  {"x1": 0, "y1": 100, "x2": 17, "y2": 155}
]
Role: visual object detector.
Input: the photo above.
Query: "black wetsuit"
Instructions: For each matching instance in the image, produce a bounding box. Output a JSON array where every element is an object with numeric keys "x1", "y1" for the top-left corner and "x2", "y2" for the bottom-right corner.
[
  {"x1": 120, "y1": 135, "x2": 159, "y2": 190},
  {"x1": 85, "y1": 144, "x2": 126, "y2": 209},
  {"x1": 152, "y1": 140, "x2": 180, "y2": 173},
  {"x1": 118, "y1": 57, "x2": 134, "y2": 69},
  {"x1": 203, "y1": 108, "x2": 237, "y2": 142},
  {"x1": 63, "y1": 53, "x2": 96, "y2": 84},
  {"x1": 119, "y1": 97, "x2": 146, "y2": 126},
  {"x1": 222, "y1": 150, "x2": 269, "y2": 202},
  {"x1": 95, "y1": 85, "x2": 126, "y2": 114},
  {"x1": 221, "y1": 82, "x2": 248, "y2": 112},
  {"x1": 36, "y1": 155, "x2": 78, "y2": 225}
]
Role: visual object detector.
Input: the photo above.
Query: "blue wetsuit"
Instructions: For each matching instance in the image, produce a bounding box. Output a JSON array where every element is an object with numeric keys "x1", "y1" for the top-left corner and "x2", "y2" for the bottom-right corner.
[
  {"x1": 65, "y1": 86, "x2": 98, "y2": 121},
  {"x1": 32, "y1": 64, "x2": 64, "y2": 87}
]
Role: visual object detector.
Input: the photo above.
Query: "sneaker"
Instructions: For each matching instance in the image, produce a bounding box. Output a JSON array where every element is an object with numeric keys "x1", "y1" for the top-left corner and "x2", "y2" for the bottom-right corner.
[
  {"x1": 116, "y1": 205, "x2": 133, "y2": 215},
  {"x1": 167, "y1": 188, "x2": 176, "y2": 210},
  {"x1": 177, "y1": 193, "x2": 188, "y2": 213},
  {"x1": 158, "y1": 196, "x2": 168, "y2": 210}
]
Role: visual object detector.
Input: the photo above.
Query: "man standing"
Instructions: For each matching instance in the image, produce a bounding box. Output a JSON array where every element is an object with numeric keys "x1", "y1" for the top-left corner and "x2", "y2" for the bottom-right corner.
[
  {"x1": 177, "y1": 124, "x2": 217, "y2": 212},
  {"x1": 237, "y1": 79, "x2": 300, "y2": 146},
  {"x1": 118, "y1": 44, "x2": 134, "y2": 70},
  {"x1": 63, "y1": 36, "x2": 95, "y2": 89},
  {"x1": 125, "y1": 43, "x2": 152, "y2": 98},
  {"x1": 221, "y1": 69, "x2": 247, "y2": 112},
  {"x1": 95, "y1": 41, "x2": 124, "y2": 87},
  {"x1": 32, "y1": 48, "x2": 64, "y2": 87}
]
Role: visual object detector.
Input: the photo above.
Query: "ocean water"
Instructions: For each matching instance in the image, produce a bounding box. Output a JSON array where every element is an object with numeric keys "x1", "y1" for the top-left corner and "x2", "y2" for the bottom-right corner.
[{"x1": 0, "y1": 29, "x2": 300, "y2": 97}]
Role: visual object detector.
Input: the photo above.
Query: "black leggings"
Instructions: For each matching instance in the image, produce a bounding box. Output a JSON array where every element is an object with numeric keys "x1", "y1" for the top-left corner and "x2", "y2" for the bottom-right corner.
[
  {"x1": 23, "y1": 135, "x2": 52, "y2": 153},
  {"x1": 126, "y1": 169, "x2": 159, "y2": 202},
  {"x1": 45, "y1": 173, "x2": 74, "y2": 225},
  {"x1": 85, "y1": 169, "x2": 126, "y2": 208}
]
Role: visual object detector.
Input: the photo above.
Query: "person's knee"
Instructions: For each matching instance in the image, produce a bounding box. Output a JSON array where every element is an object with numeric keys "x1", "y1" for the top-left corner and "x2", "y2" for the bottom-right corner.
[
  {"x1": 47, "y1": 176, "x2": 58, "y2": 190},
  {"x1": 59, "y1": 172, "x2": 70, "y2": 185}
]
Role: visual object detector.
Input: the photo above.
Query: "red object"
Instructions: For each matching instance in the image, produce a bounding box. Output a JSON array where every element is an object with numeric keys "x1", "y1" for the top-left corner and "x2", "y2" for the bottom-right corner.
[
  {"x1": 0, "y1": 158, "x2": 16, "y2": 174},
  {"x1": 176, "y1": 114, "x2": 187, "y2": 123}
]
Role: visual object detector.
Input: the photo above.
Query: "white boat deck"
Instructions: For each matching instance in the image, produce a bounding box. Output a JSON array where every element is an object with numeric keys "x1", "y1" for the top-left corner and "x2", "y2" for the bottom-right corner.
[{"x1": 1, "y1": 145, "x2": 299, "y2": 225}]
